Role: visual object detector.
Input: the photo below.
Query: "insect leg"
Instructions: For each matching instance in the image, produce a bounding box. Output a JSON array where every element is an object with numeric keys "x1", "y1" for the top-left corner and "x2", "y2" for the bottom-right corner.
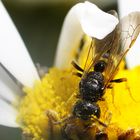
[
  {"x1": 46, "y1": 110, "x2": 67, "y2": 140},
  {"x1": 52, "y1": 115, "x2": 74, "y2": 125},
  {"x1": 92, "y1": 116, "x2": 107, "y2": 127},
  {"x1": 72, "y1": 72, "x2": 82, "y2": 77},
  {"x1": 71, "y1": 61, "x2": 84, "y2": 72},
  {"x1": 110, "y1": 78, "x2": 127, "y2": 83},
  {"x1": 83, "y1": 117, "x2": 107, "y2": 134},
  {"x1": 93, "y1": 112, "x2": 112, "y2": 140}
]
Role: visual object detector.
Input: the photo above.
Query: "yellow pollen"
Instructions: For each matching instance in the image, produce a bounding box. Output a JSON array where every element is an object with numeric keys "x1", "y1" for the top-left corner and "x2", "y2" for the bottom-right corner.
[{"x1": 17, "y1": 68, "x2": 79, "y2": 140}]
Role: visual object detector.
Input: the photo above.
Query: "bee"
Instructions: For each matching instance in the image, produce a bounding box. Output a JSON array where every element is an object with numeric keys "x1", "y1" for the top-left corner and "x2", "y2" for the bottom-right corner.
[{"x1": 62, "y1": 11, "x2": 140, "y2": 140}]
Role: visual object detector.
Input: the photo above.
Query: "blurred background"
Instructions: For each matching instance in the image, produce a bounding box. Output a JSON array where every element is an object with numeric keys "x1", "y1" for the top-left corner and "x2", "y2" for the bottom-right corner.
[{"x1": 1, "y1": 0, "x2": 117, "y2": 139}]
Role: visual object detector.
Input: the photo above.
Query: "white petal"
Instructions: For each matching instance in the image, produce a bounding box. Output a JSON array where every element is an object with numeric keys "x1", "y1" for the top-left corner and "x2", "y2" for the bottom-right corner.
[
  {"x1": 55, "y1": 1, "x2": 118, "y2": 68},
  {"x1": 0, "y1": 65, "x2": 22, "y2": 103},
  {"x1": 0, "y1": 1, "x2": 40, "y2": 87},
  {"x1": 79, "y1": 1, "x2": 118, "y2": 39},
  {"x1": 0, "y1": 99, "x2": 19, "y2": 127},
  {"x1": 118, "y1": 0, "x2": 140, "y2": 68}
]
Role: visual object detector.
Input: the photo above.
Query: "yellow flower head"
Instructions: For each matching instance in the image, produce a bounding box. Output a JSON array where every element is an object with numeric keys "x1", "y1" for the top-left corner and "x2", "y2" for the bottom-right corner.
[
  {"x1": 18, "y1": 32, "x2": 140, "y2": 140},
  {"x1": 17, "y1": 3, "x2": 140, "y2": 139},
  {"x1": 1, "y1": 1, "x2": 140, "y2": 140}
]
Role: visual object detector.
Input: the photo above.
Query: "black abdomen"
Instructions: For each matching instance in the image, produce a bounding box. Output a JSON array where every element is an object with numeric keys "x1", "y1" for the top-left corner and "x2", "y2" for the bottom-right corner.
[{"x1": 73, "y1": 100, "x2": 100, "y2": 120}]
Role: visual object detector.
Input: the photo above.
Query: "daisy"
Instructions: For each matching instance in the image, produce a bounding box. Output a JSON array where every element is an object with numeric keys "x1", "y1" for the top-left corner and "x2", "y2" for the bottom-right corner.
[{"x1": 1, "y1": 1, "x2": 140, "y2": 140}]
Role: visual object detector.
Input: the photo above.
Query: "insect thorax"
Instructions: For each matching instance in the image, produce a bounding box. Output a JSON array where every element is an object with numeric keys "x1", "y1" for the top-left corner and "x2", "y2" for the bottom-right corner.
[{"x1": 79, "y1": 71, "x2": 105, "y2": 102}]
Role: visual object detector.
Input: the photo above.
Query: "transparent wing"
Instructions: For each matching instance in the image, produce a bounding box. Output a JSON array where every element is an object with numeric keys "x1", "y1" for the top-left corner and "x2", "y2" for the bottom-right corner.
[
  {"x1": 81, "y1": 11, "x2": 140, "y2": 85},
  {"x1": 82, "y1": 28, "x2": 116, "y2": 75},
  {"x1": 103, "y1": 12, "x2": 140, "y2": 87},
  {"x1": 82, "y1": 11, "x2": 118, "y2": 75}
]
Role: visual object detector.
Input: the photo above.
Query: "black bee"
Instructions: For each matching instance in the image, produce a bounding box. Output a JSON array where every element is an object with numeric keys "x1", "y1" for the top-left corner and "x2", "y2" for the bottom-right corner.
[
  {"x1": 72, "y1": 60, "x2": 106, "y2": 121},
  {"x1": 63, "y1": 11, "x2": 140, "y2": 139}
]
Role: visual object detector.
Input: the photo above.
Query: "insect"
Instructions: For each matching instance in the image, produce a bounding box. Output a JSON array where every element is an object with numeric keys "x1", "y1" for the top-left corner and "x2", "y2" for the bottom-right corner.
[{"x1": 62, "y1": 11, "x2": 140, "y2": 140}]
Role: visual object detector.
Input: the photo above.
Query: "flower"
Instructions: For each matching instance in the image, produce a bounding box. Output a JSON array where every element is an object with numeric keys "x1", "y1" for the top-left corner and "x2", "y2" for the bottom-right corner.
[{"x1": 1, "y1": 1, "x2": 140, "y2": 140}]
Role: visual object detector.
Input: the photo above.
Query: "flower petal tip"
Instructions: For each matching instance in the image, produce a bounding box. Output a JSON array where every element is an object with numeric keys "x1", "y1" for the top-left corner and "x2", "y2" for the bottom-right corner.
[{"x1": 79, "y1": 1, "x2": 119, "y2": 39}]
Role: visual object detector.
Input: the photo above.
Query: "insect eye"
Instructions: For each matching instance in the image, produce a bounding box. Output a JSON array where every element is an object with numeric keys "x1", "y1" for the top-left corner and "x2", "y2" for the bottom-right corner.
[{"x1": 94, "y1": 60, "x2": 106, "y2": 73}]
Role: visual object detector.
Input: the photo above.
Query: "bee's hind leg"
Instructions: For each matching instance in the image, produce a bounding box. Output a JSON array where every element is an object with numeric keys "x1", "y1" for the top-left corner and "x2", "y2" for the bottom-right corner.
[{"x1": 46, "y1": 110, "x2": 65, "y2": 140}]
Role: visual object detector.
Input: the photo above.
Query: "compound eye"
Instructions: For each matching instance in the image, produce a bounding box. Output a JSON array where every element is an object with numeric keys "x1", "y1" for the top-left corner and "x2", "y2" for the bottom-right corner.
[{"x1": 94, "y1": 60, "x2": 106, "y2": 73}]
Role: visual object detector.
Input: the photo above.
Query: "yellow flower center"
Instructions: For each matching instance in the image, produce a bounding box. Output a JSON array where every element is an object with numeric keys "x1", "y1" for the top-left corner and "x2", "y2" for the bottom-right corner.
[{"x1": 17, "y1": 68, "x2": 80, "y2": 140}]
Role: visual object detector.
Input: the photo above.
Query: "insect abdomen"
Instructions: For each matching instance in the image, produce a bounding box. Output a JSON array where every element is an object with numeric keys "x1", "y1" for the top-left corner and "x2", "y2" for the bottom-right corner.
[{"x1": 73, "y1": 100, "x2": 100, "y2": 120}]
